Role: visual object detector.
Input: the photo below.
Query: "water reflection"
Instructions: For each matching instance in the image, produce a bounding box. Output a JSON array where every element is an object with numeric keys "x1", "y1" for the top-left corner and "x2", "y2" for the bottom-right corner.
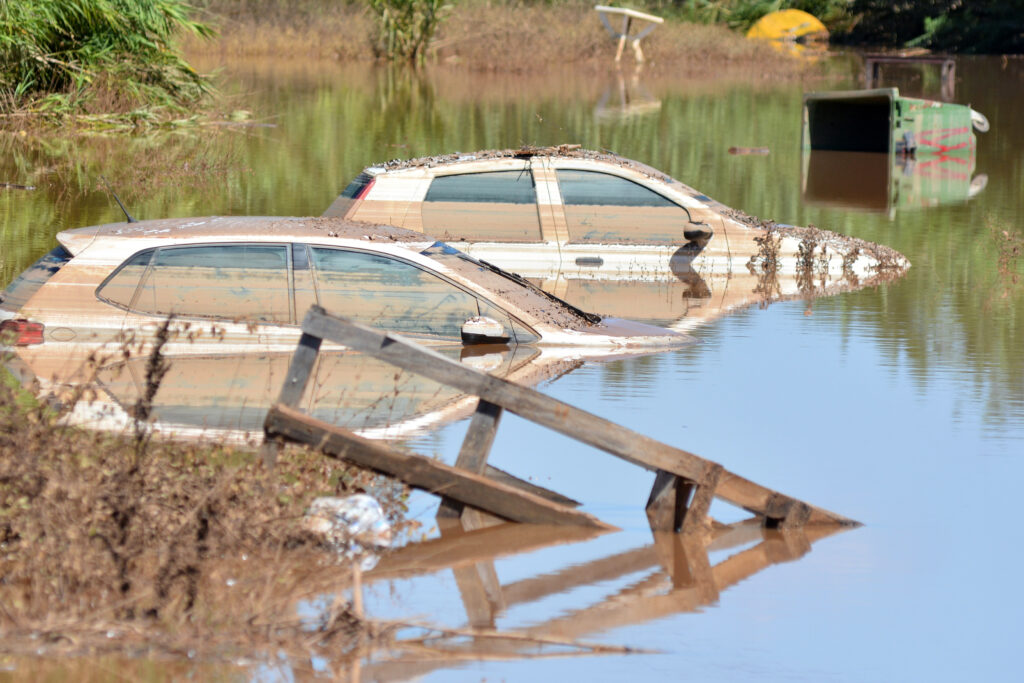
[
  {"x1": 594, "y1": 66, "x2": 661, "y2": 121},
  {"x1": 350, "y1": 517, "x2": 849, "y2": 679},
  {"x1": 6, "y1": 341, "x2": 581, "y2": 444},
  {"x1": 802, "y1": 149, "x2": 987, "y2": 215}
]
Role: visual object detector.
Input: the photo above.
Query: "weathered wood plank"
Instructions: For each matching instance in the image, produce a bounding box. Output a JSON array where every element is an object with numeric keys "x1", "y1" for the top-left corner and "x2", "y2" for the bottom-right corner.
[
  {"x1": 484, "y1": 465, "x2": 581, "y2": 508},
  {"x1": 679, "y1": 464, "x2": 721, "y2": 535},
  {"x1": 715, "y1": 471, "x2": 855, "y2": 526},
  {"x1": 457, "y1": 400, "x2": 503, "y2": 473},
  {"x1": 277, "y1": 332, "x2": 322, "y2": 407},
  {"x1": 261, "y1": 331, "x2": 322, "y2": 468},
  {"x1": 266, "y1": 404, "x2": 613, "y2": 529},
  {"x1": 438, "y1": 399, "x2": 504, "y2": 519},
  {"x1": 282, "y1": 307, "x2": 857, "y2": 529},
  {"x1": 645, "y1": 470, "x2": 682, "y2": 532},
  {"x1": 301, "y1": 308, "x2": 713, "y2": 484}
]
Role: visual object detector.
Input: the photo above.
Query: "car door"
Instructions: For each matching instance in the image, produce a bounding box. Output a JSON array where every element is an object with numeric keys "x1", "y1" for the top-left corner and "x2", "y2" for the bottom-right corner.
[{"x1": 551, "y1": 167, "x2": 696, "y2": 276}]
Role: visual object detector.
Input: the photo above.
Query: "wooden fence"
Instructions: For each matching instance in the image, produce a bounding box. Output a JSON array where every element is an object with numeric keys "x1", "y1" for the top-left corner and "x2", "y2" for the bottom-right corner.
[{"x1": 262, "y1": 306, "x2": 858, "y2": 532}]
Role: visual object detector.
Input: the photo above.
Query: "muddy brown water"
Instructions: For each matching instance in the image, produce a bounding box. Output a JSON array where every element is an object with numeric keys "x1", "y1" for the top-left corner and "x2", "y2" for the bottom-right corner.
[{"x1": 2, "y1": 55, "x2": 1023, "y2": 680}]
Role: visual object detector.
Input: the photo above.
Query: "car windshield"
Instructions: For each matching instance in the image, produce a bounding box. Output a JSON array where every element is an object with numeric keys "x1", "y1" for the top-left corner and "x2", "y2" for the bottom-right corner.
[{"x1": 419, "y1": 241, "x2": 601, "y2": 328}]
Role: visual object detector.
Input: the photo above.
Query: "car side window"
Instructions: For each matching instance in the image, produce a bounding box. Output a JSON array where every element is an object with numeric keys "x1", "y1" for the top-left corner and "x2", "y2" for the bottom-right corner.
[
  {"x1": 98, "y1": 244, "x2": 291, "y2": 323},
  {"x1": 310, "y1": 247, "x2": 494, "y2": 340},
  {"x1": 422, "y1": 171, "x2": 543, "y2": 243},
  {"x1": 95, "y1": 249, "x2": 154, "y2": 311},
  {"x1": 556, "y1": 169, "x2": 690, "y2": 245}
]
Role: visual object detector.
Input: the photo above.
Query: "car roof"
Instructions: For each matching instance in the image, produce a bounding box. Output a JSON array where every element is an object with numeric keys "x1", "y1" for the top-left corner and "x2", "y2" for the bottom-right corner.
[
  {"x1": 57, "y1": 215, "x2": 433, "y2": 256},
  {"x1": 368, "y1": 144, "x2": 670, "y2": 179},
  {"x1": 361, "y1": 145, "x2": 750, "y2": 221}
]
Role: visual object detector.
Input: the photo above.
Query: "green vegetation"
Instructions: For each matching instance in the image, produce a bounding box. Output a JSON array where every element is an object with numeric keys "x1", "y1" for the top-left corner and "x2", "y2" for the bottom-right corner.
[
  {"x1": 661, "y1": 0, "x2": 1024, "y2": 52},
  {"x1": 659, "y1": 0, "x2": 852, "y2": 33},
  {"x1": 0, "y1": 0, "x2": 215, "y2": 120},
  {"x1": 368, "y1": 0, "x2": 449, "y2": 63},
  {"x1": 842, "y1": 0, "x2": 1024, "y2": 53}
]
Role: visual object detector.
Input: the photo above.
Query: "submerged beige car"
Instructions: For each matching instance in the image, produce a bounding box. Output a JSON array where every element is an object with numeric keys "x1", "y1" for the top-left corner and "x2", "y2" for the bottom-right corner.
[
  {"x1": 325, "y1": 146, "x2": 910, "y2": 280},
  {"x1": 1, "y1": 216, "x2": 690, "y2": 440}
]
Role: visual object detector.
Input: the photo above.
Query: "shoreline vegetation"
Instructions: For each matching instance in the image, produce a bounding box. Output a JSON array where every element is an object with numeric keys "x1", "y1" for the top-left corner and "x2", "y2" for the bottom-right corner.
[
  {"x1": 2, "y1": 1, "x2": 816, "y2": 128},
  {"x1": 0, "y1": 355, "x2": 414, "y2": 662},
  {"x1": 3, "y1": 0, "x2": 1021, "y2": 126},
  {"x1": 183, "y1": 1, "x2": 804, "y2": 74}
]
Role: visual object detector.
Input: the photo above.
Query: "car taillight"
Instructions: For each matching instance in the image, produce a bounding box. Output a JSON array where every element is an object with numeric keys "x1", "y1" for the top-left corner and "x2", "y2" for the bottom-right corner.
[
  {"x1": 0, "y1": 319, "x2": 44, "y2": 346},
  {"x1": 354, "y1": 177, "x2": 375, "y2": 200}
]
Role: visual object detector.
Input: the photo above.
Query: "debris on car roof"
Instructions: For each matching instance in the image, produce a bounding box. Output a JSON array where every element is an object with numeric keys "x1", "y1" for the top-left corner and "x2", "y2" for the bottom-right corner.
[{"x1": 377, "y1": 144, "x2": 667, "y2": 179}]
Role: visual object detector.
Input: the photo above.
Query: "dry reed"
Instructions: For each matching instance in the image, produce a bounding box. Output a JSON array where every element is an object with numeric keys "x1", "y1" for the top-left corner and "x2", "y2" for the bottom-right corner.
[
  {"x1": 185, "y1": 0, "x2": 806, "y2": 77},
  {"x1": 0, "y1": 345, "x2": 412, "y2": 662}
]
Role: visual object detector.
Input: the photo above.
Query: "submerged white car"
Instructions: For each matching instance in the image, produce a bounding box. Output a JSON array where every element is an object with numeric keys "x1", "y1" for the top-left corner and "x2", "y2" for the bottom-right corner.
[
  {"x1": 1, "y1": 215, "x2": 690, "y2": 355},
  {"x1": 325, "y1": 146, "x2": 910, "y2": 280},
  {"x1": 1, "y1": 216, "x2": 690, "y2": 440}
]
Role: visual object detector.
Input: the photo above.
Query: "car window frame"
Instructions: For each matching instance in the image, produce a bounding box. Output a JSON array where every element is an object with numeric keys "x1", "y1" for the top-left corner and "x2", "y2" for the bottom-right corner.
[
  {"x1": 95, "y1": 242, "x2": 295, "y2": 325},
  {"x1": 303, "y1": 243, "x2": 541, "y2": 343},
  {"x1": 96, "y1": 241, "x2": 542, "y2": 344}
]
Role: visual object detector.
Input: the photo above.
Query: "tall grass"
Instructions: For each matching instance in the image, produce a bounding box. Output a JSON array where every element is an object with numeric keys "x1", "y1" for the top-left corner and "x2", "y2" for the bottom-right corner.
[
  {"x1": 367, "y1": 0, "x2": 449, "y2": 64},
  {"x1": 0, "y1": 0, "x2": 215, "y2": 117}
]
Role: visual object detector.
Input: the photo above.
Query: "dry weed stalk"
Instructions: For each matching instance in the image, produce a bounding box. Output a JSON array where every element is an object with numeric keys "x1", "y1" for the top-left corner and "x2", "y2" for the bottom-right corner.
[{"x1": 0, "y1": 328, "x2": 412, "y2": 662}]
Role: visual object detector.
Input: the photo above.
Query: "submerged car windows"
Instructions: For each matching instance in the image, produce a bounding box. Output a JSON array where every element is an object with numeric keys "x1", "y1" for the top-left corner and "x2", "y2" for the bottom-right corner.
[
  {"x1": 99, "y1": 245, "x2": 291, "y2": 323},
  {"x1": 310, "y1": 247, "x2": 485, "y2": 339},
  {"x1": 422, "y1": 171, "x2": 543, "y2": 243},
  {"x1": 556, "y1": 169, "x2": 690, "y2": 245}
]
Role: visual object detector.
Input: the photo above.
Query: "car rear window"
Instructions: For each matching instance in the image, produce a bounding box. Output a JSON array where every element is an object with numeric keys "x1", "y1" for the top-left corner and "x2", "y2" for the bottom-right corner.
[
  {"x1": 322, "y1": 172, "x2": 375, "y2": 218},
  {"x1": 425, "y1": 171, "x2": 537, "y2": 204},
  {"x1": 0, "y1": 246, "x2": 72, "y2": 314}
]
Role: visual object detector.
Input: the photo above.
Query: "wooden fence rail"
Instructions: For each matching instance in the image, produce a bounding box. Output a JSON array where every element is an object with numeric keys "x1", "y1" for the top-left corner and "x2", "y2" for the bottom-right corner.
[{"x1": 263, "y1": 306, "x2": 858, "y2": 532}]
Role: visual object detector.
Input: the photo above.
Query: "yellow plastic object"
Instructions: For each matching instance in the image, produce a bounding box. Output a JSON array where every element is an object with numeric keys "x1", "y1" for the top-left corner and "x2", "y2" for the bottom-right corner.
[{"x1": 746, "y1": 9, "x2": 828, "y2": 42}]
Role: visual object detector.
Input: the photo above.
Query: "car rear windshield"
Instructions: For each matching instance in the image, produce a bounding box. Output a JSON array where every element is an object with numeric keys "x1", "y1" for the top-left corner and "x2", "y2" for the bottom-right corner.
[
  {"x1": 322, "y1": 172, "x2": 375, "y2": 218},
  {"x1": 0, "y1": 246, "x2": 72, "y2": 314}
]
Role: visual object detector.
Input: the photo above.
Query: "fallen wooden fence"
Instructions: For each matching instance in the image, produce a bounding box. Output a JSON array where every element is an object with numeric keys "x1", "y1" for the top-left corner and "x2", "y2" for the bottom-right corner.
[{"x1": 263, "y1": 306, "x2": 858, "y2": 532}]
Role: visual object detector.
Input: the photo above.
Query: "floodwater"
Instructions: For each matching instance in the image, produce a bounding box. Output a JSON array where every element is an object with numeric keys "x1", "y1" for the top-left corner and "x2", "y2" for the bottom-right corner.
[{"x1": 2, "y1": 54, "x2": 1023, "y2": 681}]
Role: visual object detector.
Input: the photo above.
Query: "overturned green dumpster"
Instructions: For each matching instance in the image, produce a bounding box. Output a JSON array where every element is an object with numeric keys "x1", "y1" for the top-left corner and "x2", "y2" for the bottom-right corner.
[
  {"x1": 801, "y1": 88, "x2": 989, "y2": 214},
  {"x1": 802, "y1": 87, "x2": 988, "y2": 156}
]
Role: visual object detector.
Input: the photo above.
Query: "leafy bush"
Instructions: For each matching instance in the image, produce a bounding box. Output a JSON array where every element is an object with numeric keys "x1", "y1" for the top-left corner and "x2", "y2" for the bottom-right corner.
[
  {"x1": 841, "y1": 0, "x2": 1024, "y2": 53},
  {"x1": 0, "y1": 0, "x2": 215, "y2": 116},
  {"x1": 664, "y1": 0, "x2": 852, "y2": 33}
]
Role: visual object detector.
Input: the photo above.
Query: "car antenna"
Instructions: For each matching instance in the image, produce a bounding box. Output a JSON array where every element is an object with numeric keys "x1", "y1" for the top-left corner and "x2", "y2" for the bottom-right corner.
[{"x1": 99, "y1": 175, "x2": 138, "y2": 223}]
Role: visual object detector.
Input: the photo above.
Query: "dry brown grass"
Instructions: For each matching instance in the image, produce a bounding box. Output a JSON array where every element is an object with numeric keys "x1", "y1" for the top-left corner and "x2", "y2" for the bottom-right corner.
[
  {"x1": 184, "y1": 0, "x2": 805, "y2": 77},
  {"x1": 0, "y1": 350, "x2": 413, "y2": 662},
  {"x1": 186, "y1": 0, "x2": 376, "y2": 61}
]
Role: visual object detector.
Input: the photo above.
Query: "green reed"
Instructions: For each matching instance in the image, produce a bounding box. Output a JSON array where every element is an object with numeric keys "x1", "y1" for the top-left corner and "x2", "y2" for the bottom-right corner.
[{"x1": 0, "y1": 0, "x2": 214, "y2": 118}]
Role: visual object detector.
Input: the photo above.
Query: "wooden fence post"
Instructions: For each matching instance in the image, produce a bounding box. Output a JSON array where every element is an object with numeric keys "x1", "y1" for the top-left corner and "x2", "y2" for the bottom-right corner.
[
  {"x1": 438, "y1": 399, "x2": 504, "y2": 521},
  {"x1": 261, "y1": 331, "x2": 322, "y2": 467}
]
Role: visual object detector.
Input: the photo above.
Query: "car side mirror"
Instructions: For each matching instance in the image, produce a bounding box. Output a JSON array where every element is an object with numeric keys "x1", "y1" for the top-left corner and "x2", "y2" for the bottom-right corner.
[{"x1": 461, "y1": 316, "x2": 511, "y2": 345}]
